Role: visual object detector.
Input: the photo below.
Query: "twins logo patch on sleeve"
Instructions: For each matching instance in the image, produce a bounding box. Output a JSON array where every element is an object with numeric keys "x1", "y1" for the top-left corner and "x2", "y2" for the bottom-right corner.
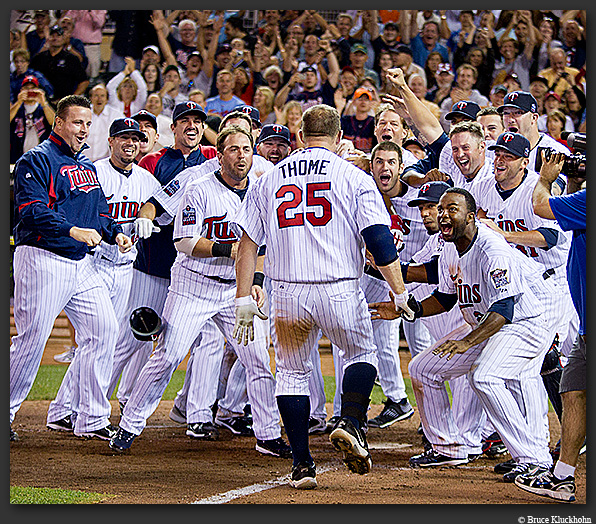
[
  {"x1": 182, "y1": 205, "x2": 196, "y2": 226},
  {"x1": 490, "y1": 268, "x2": 509, "y2": 288}
]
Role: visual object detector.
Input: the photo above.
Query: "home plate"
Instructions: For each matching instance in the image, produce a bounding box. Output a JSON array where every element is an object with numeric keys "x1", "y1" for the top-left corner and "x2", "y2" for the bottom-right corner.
[{"x1": 369, "y1": 442, "x2": 413, "y2": 450}]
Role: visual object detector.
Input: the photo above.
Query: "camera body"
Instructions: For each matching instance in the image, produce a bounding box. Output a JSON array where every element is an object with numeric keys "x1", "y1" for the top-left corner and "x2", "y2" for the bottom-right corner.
[{"x1": 535, "y1": 133, "x2": 586, "y2": 178}]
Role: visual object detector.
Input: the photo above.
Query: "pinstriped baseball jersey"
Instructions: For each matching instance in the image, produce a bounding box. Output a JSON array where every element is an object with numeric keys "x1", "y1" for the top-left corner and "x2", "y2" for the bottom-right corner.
[
  {"x1": 93, "y1": 158, "x2": 161, "y2": 264},
  {"x1": 173, "y1": 170, "x2": 246, "y2": 280},
  {"x1": 438, "y1": 223, "x2": 549, "y2": 328},
  {"x1": 389, "y1": 185, "x2": 433, "y2": 262},
  {"x1": 528, "y1": 133, "x2": 571, "y2": 173},
  {"x1": 154, "y1": 155, "x2": 274, "y2": 218},
  {"x1": 410, "y1": 232, "x2": 468, "y2": 341},
  {"x1": 475, "y1": 169, "x2": 572, "y2": 272},
  {"x1": 444, "y1": 157, "x2": 495, "y2": 203},
  {"x1": 235, "y1": 147, "x2": 391, "y2": 283}
]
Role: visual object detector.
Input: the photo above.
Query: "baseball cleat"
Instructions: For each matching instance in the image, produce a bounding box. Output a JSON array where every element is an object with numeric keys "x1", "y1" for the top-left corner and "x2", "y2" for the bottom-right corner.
[
  {"x1": 169, "y1": 405, "x2": 187, "y2": 424},
  {"x1": 10, "y1": 426, "x2": 19, "y2": 442},
  {"x1": 368, "y1": 398, "x2": 414, "y2": 428},
  {"x1": 482, "y1": 431, "x2": 508, "y2": 458},
  {"x1": 255, "y1": 437, "x2": 292, "y2": 458},
  {"x1": 47, "y1": 415, "x2": 74, "y2": 432},
  {"x1": 54, "y1": 346, "x2": 76, "y2": 363},
  {"x1": 408, "y1": 448, "x2": 469, "y2": 468},
  {"x1": 329, "y1": 417, "x2": 372, "y2": 475},
  {"x1": 75, "y1": 424, "x2": 118, "y2": 441},
  {"x1": 514, "y1": 469, "x2": 576, "y2": 503},
  {"x1": 502, "y1": 463, "x2": 547, "y2": 483},
  {"x1": 308, "y1": 417, "x2": 328, "y2": 435},
  {"x1": 215, "y1": 415, "x2": 254, "y2": 437},
  {"x1": 109, "y1": 427, "x2": 137, "y2": 453},
  {"x1": 186, "y1": 422, "x2": 219, "y2": 440},
  {"x1": 290, "y1": 462, "x2": 317, "y2": 489},
  {"x1": 494, "y1": 457, "x2": 516, "y2": 474}
]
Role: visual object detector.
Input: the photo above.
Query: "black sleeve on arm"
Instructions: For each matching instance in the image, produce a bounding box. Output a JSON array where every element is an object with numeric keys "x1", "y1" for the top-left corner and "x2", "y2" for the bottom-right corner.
[
  {"x1": 422, "y1": 255, "x2": 440, "y2": 284},
  {"x1": 431, "y1": 289, "x2": 458, "y2": 311},
  {"x1": 536, "y1": 227, "x2": 560, "y2": 250},
  {"x1": 361, "y1": 224, "x2": 398, "y2": 267},
  {"x1": 487, "y1": 296, "x2": 515, "y2": 324}
]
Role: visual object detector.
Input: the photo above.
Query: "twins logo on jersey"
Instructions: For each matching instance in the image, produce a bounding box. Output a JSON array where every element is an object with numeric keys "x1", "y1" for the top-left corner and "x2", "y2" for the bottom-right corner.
[
  {"x1": 106, "y1": 195, "x2": 142, "y2": 224},
  {"x1": 61, "y1": 165, "x2": 101, "y2": 193},
  {"x1": 164, "y1": 179, "x2": 180, "y2": 197},
  {"x1": 491, "y1": 214, "x2": 539, "y2": 258},
  {"x1": 204, "y1": 213, "x2": 237, "y2": 243}
]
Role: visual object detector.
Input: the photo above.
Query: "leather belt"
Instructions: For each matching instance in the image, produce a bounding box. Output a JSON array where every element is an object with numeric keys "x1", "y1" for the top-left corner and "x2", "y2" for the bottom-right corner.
[
  {"x1": 543, "y1": 268, "x2": 555, "y2": 280},
  {"x1": 203, "y1": 274, "x2": 235, "y2": 284}
]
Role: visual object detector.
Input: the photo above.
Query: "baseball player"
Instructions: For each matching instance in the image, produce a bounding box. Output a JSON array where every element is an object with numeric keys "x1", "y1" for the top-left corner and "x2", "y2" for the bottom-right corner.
[
  {"x1": 11, "y1": 95, "x2": 131, "y2": 441},
  {"x1": 46, "y1": 117, "x2": 161, "y2": 431},
  {"x1": 106, "y1": 101, "x2": 217, "y2": 411},
  {"x1": 232, "y1": 104, "x2": 415, "y2": 489},
  {"x1": 475, "y1": 133, "x2": 579, "y2": 426},
  {"x1": 133, "y1": 109, "x2": 161, "y2": 162},
  {"x1": 109, "y1": 125, "x2": 291, "y2": 459},
  {"x1": 497, "y1": 91, "x2": 571, "y2": 178},
  {"x1": 370, "y1": 187, "x2": 558, "y2": 482}
]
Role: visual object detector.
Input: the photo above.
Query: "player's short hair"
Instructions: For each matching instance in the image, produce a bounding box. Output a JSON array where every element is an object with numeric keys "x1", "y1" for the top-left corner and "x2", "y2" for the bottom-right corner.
[
  {"x1": 219, "y1": 110, "x2": 252, "y2": 132},
  {"x1": 477, "y1": 106, "x2": 502, "y2": 118},
  {"x1": 370, "y1": 140, "x2": 403, "y2": 165},
  {"x1": 55, "y1": 95, "x2": 91, "y2": 121},
  {"x1": 373, "y1": 103, "x2": 406, "y2": 129},
  {"x1": 216, "y1": 124, "x2": 254, "y2": 153},
  {"x1": 301, "y1": 104, "x2": 341, "y2": 140},
  {"x1": 444, "y1": 187, "x2": 477, "y2": 215},
  {"x1": 449, "y1": 120, "x2": 485, "y2": 142}
]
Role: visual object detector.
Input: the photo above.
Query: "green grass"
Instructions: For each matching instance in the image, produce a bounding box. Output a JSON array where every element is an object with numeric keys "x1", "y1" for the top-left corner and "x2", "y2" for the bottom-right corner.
[{"x1": 10, "y1": 486, "x2": 114, "y2": 504}]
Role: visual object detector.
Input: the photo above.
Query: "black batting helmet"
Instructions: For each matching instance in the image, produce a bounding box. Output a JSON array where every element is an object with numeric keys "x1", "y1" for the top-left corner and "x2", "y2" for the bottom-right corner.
[{"x1": 129, "y1": 307, "x2": 163, "y2": 341}]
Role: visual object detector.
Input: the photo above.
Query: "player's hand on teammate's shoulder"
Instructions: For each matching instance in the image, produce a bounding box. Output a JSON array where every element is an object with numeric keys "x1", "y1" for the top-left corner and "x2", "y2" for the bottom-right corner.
[
  {"x1": 116, "y1": 233, "x2": 133, "y2": 253},
  {"x1": 69, "y1": 226, "x2": 102, "y2": 247},
  {"x1": 424, "y1": 169, "x2": 451, "y2": 183}
]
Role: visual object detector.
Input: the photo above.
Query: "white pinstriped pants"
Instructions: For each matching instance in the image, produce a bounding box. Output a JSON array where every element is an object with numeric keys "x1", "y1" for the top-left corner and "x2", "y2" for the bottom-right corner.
[
  {"x1": 409, "y1": 314, "x2": 553, "y2": 465},
  {"x1": 119, "y1": 265, "x2": 281, "y2": 440},
  {"x1": 270, "y1": 278, "x2": 378, "y2": 398},
  {"x1": 11, "y1": 246, "x2": 118, "y2": 432},
  {"x1": 47, "y1": 257, "x2": 134, "y2": 424}
]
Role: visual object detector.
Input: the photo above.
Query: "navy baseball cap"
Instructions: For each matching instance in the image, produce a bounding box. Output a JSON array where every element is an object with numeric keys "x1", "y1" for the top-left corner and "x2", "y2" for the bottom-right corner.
[
  {"x1": 497, "y1": 91, "x2": 538, "y2": 114},
  {"x1": 301, "y1": 65, "x2": 317, "y2": 74},
  {"x1": 487, "y1": 132, "x2": 530, "y2": 158},
  {"x1": 109, "y1": 118, "x2": 148, "y2": 141},
  {"x1": 445, "y1": 100, "x2": 481, "y2": 121},
  {"x1": 407, "y1": 181, "x2": 452, "y2": 207},
  {"x1": 257, "y1": 124, "x2": 291, "y2": 145},
  {"x1": 132, "y1": 109, "x2": 158, "y2": 131},
  {"x1": 172, "y1": 101, "x2": 207, "y2": 123},
  {"x1": 238, "y1": 105, "x2": 261, "y2": 127}
]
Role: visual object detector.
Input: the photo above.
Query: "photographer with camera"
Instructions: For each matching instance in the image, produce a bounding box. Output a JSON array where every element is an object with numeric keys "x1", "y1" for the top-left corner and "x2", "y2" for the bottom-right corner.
[{"x1": 514, "y1": 148, "x2": 586, "y2": 503}]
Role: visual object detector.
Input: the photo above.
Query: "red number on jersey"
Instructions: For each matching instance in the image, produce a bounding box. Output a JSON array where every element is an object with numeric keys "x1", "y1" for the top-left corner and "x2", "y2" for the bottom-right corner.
[{"x1": 276, "y1": 183, "x2": 332, "y2": 229}]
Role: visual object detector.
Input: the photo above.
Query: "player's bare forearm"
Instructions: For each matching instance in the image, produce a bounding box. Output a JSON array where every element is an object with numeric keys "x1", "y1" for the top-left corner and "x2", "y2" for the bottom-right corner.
[
  {"x1": 433, "y1": 311, "x2": 506, "y2": 360},
  {"x1": 479, "y1": 219, "x2": 548, "y2": 248},
  {"x1": 403, "y1": 262, "x2": 430, "y2": 283},
  {"x1": 235, "y1": 233, "x2": 259, "y2": 298},
  {"x1": 377, "y1": 258, "x2": 406, "y2": 296}
]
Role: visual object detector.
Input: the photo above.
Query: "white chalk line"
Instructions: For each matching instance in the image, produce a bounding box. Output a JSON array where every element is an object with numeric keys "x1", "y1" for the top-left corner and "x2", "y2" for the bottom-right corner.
[{"x1": 192, "y1": 464, "x2": 335, "y2": 504}]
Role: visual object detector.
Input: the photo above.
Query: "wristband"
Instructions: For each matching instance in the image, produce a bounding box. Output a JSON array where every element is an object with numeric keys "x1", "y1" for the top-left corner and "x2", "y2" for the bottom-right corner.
[
  {"x1": 252, "y1": 271, "x2": 265, "y2": 288},
  {"x1": 211, "y1": 242, "x2": 233, "y2": 258}
]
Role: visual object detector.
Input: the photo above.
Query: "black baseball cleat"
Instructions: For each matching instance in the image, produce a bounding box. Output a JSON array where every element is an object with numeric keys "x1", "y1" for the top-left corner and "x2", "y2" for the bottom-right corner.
[
  {"x1": 308, "y1": 417, "x2": 327, "y2": 435},
  {"x1": 215, "y1": 415, "x2": 254, "y2": 437},
  {"x1": 329, "y1": 417, "x2": 372, "y2": 475},
  {"x1": 10, "y1": 426, "x2": 19, "y2": 442},
  {"x1": 409, "y1": 448, "x2": 469, "y2": 468},
  {"x1": 75, "y1": 424, "x2": 118, "y2": 440},
  {"x1": 47, "y1": 415, "x2": 74, "y2": 432},
  {"x1": 255, "y1": 437, "x2": 292, "y2": 458},
  {"x1": 367, "y1": 398, "x2": 414, "y2": 428},
  {"x1": 109, "y1": 427, "x2": 137, "y2": 453},
  {"x1": 187, "y1": 422, "x2": 219, "y2": 440},
  {"x1": 481, "y1": 431, "x2": 508, "y2": 458},
  {"x1": 503, "y1": 463, "x2": 548, "y2": 483},
  {"x1": 494, "y1": 457, "x2": 516, "y2": 474},
  {"x1": 290, "y1": 461, "x2": 317, "y2": 489}
]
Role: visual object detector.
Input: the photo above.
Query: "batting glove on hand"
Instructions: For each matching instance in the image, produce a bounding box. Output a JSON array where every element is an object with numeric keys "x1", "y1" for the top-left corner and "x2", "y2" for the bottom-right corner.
[
  {"x1": 135, "y1": 217, "x2": 161, "y2": 239},
  {"x1": 393, "y1": 291, "x2": 420, "y2": 322},
  {"x1": 233, "y1": 296, "x2": 268, "y2": 346}
]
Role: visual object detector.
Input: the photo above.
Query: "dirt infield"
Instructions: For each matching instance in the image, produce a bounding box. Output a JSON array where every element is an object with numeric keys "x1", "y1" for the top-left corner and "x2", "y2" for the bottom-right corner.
[{"x1": 10, "y1": 339, "x2": 587, "y2": 506}]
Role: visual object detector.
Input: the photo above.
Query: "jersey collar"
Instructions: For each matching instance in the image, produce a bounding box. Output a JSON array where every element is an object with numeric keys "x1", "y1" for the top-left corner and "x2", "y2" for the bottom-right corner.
[{"x1": 49, "y1": 131, "x2": 90, "y2": 159}]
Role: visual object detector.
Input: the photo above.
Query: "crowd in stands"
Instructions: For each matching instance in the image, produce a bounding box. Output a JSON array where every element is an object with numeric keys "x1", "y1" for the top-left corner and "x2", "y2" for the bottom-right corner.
[{"x1": 10, "y1": 9, "x2": 587, "y2": 164}]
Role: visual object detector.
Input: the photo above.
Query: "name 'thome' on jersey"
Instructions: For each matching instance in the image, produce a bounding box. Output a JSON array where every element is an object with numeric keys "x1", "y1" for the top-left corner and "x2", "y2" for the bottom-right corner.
[{"x1": 234, "y1": 147, "x2": 392, "y2": 283}]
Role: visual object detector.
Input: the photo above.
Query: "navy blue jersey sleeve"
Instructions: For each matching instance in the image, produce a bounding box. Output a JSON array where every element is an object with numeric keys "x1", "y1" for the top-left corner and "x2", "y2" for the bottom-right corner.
[
  {"x1": 401, "y1": 133, "x2": 449, "y2": 178},
  {"x1": 14, "y1": 153, "x2": 76, "y2": 238}
]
